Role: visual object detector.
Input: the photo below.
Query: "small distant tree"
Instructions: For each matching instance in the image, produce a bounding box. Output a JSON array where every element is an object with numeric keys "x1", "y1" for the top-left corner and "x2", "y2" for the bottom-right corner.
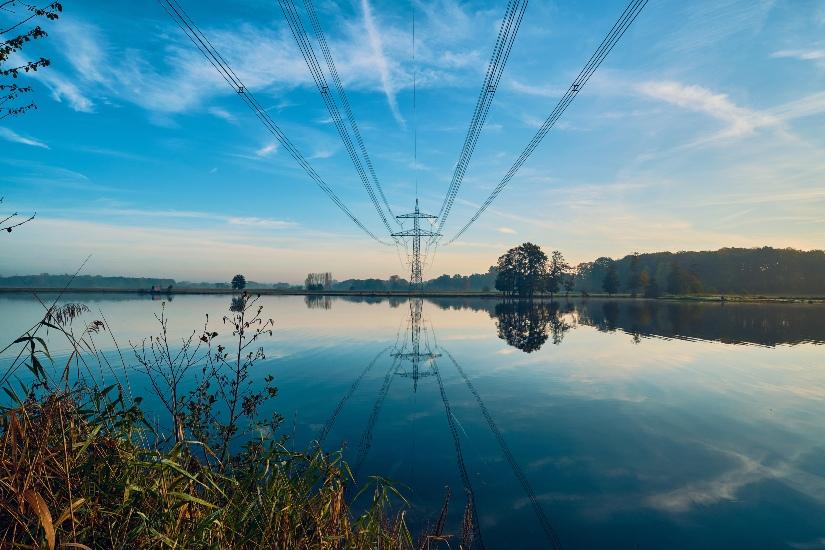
[
  {"x1": 231, "y1": 274, "x2": 246, "y2": 290},
  {"x1": 304, "y1": 272, "x2": 326, "y2": 291},
  {"x1": 602, "y1": 262, "x2": 619, "y2": 295}
]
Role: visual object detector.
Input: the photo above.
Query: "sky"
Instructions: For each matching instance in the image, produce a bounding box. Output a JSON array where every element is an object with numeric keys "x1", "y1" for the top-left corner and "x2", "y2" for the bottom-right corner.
[{"x1": 1, "y1": 0, "x2": 824, "y2": 283}]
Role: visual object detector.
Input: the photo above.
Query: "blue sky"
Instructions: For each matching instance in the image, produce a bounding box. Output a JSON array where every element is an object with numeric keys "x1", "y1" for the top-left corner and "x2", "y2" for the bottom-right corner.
[{"x1": 2, "y1": 0, "x2": 824, "y2": 283}]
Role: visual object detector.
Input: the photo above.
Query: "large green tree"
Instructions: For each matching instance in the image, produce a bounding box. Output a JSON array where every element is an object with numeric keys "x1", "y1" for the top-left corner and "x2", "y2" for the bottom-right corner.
[{"x1": 494, "y1": 242, "x2": 548, "y2": 299}]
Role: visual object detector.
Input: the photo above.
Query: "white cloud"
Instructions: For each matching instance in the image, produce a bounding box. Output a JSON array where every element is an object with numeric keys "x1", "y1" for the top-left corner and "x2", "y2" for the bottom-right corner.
[
  {"x1": 771, "y1": 49, "x2": 825, "y2": 61},
  {"x1": 0, "y1": 127, "x2": 49, "y2": 149},
  {"x1": 226, "y1": 217, "x2": 296, "y2": 229},
  {"x1": 636, "y1": 80, "x2": 779, "y2": 139},
  {"x1": 309, "y1": 147, "x2": 337, "y2": 160},
  {"x1": 769, "y1": 90, "x2": 825, "y2": 121},
  {"x1": 6, "y1": 49, "x2": 94, "y2": 113},
  {"x1": 519, "y1": 113, "x2": 545, "y2": 129},
  {"x1": 35, "y1": 70, "x2": 96, "y2": 112},
  {"x1": 497, "y1": 226, "x2": 516, "y2": 234},
  {"x1": 208, "y1": 107, "x2": 237, "y2": 123},
  {"x1": 508, "y1": 79, "x2": 565, "y2": 98},
  {"x1": 255, "y1": 143, "x2": 279, "y2": 157},
  {"x1": 36, "y1": 205, "x2": 297, "y2": 231},
  {"x1": 35, "y1": 2, "x2": 499, "y2": 122},
  {"x1": 360, "y1": 0, "x2": 405, "y2": 128}
]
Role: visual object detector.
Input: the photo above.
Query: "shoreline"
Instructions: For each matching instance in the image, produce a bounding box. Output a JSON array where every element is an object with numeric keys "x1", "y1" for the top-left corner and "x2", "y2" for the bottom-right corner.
[{"x1": 0, "y1": 287, "x2": 823, "y2": 303}]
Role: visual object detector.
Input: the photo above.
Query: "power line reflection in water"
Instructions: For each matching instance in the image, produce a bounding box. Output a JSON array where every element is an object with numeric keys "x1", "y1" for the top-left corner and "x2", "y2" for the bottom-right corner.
[{"x1": 314, "y1": 298, "x2": 562, "y2": 549}]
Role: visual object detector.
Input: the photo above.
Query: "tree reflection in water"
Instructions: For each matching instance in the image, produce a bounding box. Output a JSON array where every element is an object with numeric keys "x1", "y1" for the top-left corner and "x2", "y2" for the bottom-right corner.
[
  {"x1": 229, "y1": 295, "x2": 245, "y2": 312},
  {"x1": 422, "y1": 296, "x2": 825, "y2": 348},
  {"x1": 304, "y1": 295, "x2": 333, "y2": 310},
  {"x1": 492, "y1": 301, "x2": 573, "y2": 352}
]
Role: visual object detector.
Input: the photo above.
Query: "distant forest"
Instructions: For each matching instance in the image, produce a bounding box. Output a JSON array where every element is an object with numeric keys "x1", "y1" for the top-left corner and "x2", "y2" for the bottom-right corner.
[
  {"x1": 286, "y1": 247, "x2": 825, "y2": 296},
  {"x1": 2, "y1": 247, "x2": 823, "y2": 295},
  {"x1": 340, "y1": 247, "x2": 825, "y2": 296},
  {"x1": 573, "y1": 247, "x2": 825, "y2": 296}
]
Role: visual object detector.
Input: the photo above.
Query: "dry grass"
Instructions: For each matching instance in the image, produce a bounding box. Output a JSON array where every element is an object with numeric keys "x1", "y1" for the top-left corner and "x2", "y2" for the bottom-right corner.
[{"x1": 0, "y1": 388, "x2": 417, "y2": 549}]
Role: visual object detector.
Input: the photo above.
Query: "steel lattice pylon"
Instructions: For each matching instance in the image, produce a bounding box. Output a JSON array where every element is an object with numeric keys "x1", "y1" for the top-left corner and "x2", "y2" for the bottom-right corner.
[{"x1": 392, "y1": 199, "x2": 440, "y2": 287}]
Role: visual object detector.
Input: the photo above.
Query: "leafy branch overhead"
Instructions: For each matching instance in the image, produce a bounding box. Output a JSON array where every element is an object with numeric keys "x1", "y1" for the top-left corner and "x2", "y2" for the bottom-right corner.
[
  {"x1": 0, "y1": 1, "x2": 62, "y2": 120},
  {"x1": 0, "y1": 197, "x2": 36, "y2": 234}
]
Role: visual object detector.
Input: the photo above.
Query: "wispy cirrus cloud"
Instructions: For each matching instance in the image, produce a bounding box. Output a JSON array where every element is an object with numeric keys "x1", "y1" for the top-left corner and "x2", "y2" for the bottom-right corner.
[
  {"x1": 0, "y1": 127, "x2": 49, "y2": 149},
  {"x1": 360, "y1": 0, "x2": 405, "y2": 128},
  {"x1": 39, "y1": 206, "x2": 297, "y2": 230},
  {"x1": 771, "y1": 48, "x2": 825, "y2": 61},
  {"x1": 255, "y1": 143, "x2": 279, "y2": 157},
  {"x1": 45, "y1": 3, "x2": 492, "y2": 124},
  {"x1": 635, "y1": 80, "x2": 825, "y2": 154},
  {"x1": 636, "y1": 80, "x2": 779, "y2": 140},
  {"x1": 508, "y1": 79, "x2": 565, "y2": 98},
  {"x1": 208, "y1": 106, "x2": 237, "y2": 123},
  {"x1": 769, "y1": 90, "x2": 825, "y2": 121}
]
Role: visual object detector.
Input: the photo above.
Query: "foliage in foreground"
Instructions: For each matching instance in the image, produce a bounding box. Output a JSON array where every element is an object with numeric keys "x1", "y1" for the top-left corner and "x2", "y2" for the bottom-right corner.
[
  {"x1": 0, "y1": 297, "x2": 468, "y2": 549},
  {"x1": 0, "y1": 386, "x2": 412, "y2": 548}
]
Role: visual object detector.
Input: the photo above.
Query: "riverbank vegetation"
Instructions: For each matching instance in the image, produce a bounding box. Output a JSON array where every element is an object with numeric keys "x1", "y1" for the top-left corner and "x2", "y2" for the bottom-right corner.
[
  {"x1": 5, "y1": 246, "x2": 824, "y2": 298},
  {"x1": 0, "y1": 295, "x2": 469, "y2": 549}
]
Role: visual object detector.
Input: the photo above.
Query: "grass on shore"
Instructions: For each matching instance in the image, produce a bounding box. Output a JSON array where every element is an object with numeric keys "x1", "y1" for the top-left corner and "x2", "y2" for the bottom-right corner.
[
  {"x1": 0, "y1": 297, "x2": 471, "y2": 549},
  {"x1": 0, "y1": 386, "x2": 416, "y2": 549}
]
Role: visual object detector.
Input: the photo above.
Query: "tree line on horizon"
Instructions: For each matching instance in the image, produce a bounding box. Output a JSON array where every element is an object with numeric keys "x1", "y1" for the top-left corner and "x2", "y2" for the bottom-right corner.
[{"x1": 3, "y1": 246, "x2": 824, "y2": 296}]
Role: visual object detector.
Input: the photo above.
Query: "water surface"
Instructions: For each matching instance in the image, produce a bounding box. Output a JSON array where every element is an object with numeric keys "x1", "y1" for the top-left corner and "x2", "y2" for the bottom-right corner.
[{"x1": 2, "y1": 293, "x2": 825, "y2": 548}]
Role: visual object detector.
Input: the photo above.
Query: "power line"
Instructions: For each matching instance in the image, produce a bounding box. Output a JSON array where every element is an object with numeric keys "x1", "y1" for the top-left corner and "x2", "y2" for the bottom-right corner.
[
  {"x1": 432, "y1": 0, "x2": 528, "y2": 238},
  {"x1": 443, "y1": 348, "x2": 563, "y2": 549},
  {"x1": 445, "y1": 0, "x2": 648, "y2": 244},
  {"x1": 412, "y1": 2, "x2": 418, "y2": 200},
  {"x1": 278, "y1": 0, "x2": 397, "y2": 237},
  {"x1": 158, "y1": 0, "x2": 390, "y2": 245},
  {"x1": 316, "y1": 346, "x2": 390, "y2": 447},
  {"x1": 432, "y1": 358, "x2": 486, "y2": 549},
  {"x1": 303, "y1": 0, "x2": 398, "y2": 224}
]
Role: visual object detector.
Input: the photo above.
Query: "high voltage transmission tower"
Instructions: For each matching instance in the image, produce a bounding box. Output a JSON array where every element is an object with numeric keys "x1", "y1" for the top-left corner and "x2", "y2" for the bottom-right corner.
[{"x1": 391, "y1": 199, "x2": 439, "y2": 288}]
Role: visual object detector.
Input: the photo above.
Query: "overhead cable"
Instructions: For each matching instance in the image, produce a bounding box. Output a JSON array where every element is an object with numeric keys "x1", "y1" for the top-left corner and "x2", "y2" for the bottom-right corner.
[
  {"x1": 446, "y1": 0, "x2": 648, "y2": 244},
  {"x1": 278, "y1": 0, "x2": 397, "y2": 237},
  {"x1": 432, "y1": 0, "x2": 528, "y2": 238},
  {"x1": 303, "y1": 0, "x2": 398, "y2": 223},
  {"x1": 158, "y1": 0, "x2": 390, "y2": 244}
]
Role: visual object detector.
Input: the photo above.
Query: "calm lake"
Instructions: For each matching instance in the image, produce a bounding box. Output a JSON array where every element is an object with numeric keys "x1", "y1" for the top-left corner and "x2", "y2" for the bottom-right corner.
[{"x1": 2, "y1": 293, "x2": 825, "y2": 548}]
